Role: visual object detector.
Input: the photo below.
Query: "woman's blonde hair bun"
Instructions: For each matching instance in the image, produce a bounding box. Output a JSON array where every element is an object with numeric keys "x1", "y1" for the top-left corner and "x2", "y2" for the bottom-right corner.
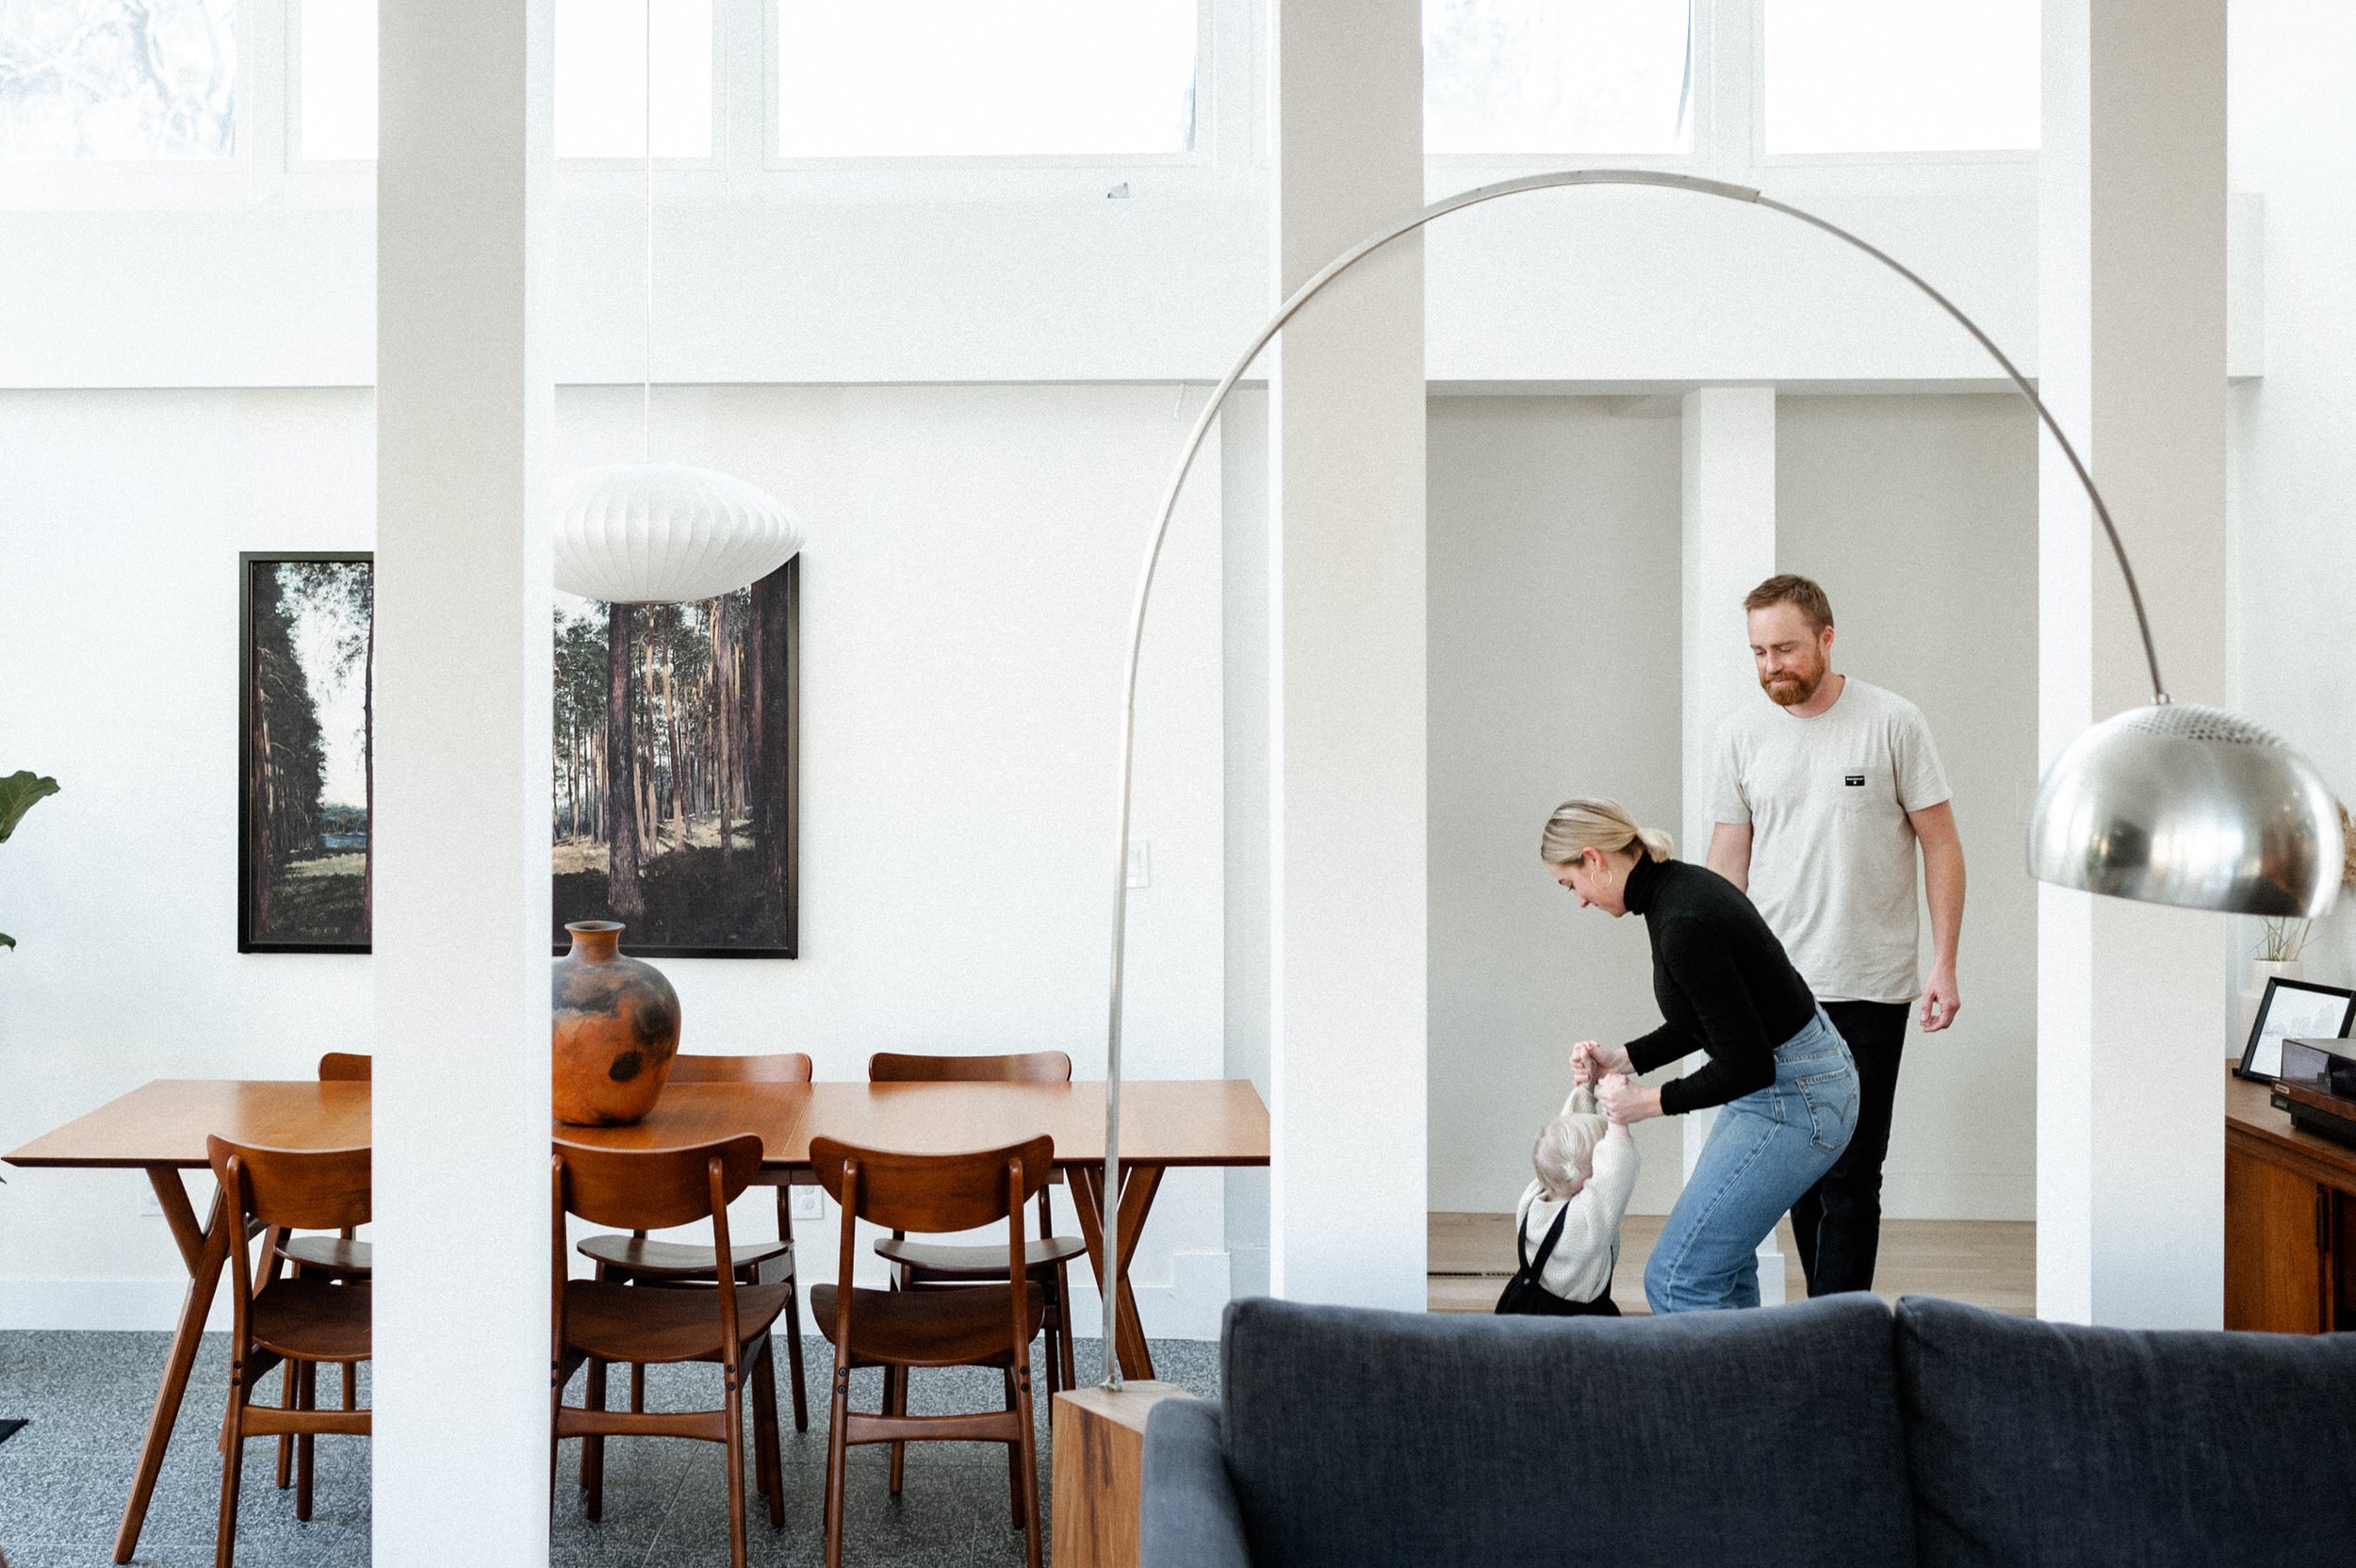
[{"x1": 1539, "y1": 797, "x2": 1672, "y2": 867}]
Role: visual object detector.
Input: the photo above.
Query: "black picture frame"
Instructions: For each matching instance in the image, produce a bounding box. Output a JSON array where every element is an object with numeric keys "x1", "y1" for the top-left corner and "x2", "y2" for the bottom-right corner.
[
  {"x1": 2237, "y1": 976, "x2": 2356, "y2": 1082},
  {"x1": 549, "y1": 556, "x2": 798, "y2": 959},
  {"x1": 238, "y1": 551, "x2": 375, "y2": 955}
]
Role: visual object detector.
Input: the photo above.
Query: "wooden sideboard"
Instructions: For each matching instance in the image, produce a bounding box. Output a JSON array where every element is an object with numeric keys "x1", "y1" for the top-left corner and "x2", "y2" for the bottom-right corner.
[{"x1": 2226, "y1": 1067, "x2": 2356, "y2": 1333}]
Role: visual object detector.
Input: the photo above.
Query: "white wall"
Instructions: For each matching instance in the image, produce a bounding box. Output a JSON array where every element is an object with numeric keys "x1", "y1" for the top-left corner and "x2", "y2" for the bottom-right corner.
[
  {"x1": 1425, "y1": 396, "x2": 1690, "y2": 1217},
  {"x1": 0, "y1": 381, "x2": 1237, "y2": 1334},
  {"x1": 0, "y1": 388, "x2": 376, "y2": 1326},
  {"x1": 1776, "y1": 393, "x2": 2040, "y2": 1219},
  {"x1": 2229, "y1": 0, "x2": 2356, "y2": 993}
]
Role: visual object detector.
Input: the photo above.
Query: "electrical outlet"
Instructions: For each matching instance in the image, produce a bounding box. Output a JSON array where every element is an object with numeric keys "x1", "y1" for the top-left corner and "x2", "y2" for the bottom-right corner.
[
  {"x1": 791, "y1": 1184, "x2": 825, "y2": 1221},
  {"x1": 1126, "y1": 840, "x2": 1151, "y2": 889}
]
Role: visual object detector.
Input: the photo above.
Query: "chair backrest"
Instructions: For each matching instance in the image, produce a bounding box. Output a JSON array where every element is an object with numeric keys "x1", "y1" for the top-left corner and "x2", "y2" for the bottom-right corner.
[
  {"x1": 808, "y1": 1135, "x2": 1054, "y2": 1235},
  {"x1": 317, "y1": 1053, "x2": 372, "y2": 1082},
  {"x1": 668, "y1": 1052, "x2": 812, "y2": 1085},
  {"x1": 552, "y1": 1135, "x2": 765, "y2": 1233},
  {"x1": 867, "y1": 1051, "x2": 1072, "y2": 1085},
  {"x1": 207, "y1": 1135, "x2": 373, "y2": 1233}
]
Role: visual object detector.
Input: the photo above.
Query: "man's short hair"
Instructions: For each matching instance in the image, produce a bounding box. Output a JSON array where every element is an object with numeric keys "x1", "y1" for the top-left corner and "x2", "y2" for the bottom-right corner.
[{"x1": 1743, "y1": 574, "x2": 1835, "y2": 634}]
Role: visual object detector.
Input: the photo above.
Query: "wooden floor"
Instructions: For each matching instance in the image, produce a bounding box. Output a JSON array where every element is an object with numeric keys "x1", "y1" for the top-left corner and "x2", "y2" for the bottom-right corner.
[{"x1": 1431, "y1": 1213, "x2": 2037, "y2": 1316}]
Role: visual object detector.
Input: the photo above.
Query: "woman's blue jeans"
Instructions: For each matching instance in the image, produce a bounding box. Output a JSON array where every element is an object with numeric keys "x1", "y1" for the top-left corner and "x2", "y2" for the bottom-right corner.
[{"x1": 1644, "y1": 1008, "x2": 1859, "y2": 1314}]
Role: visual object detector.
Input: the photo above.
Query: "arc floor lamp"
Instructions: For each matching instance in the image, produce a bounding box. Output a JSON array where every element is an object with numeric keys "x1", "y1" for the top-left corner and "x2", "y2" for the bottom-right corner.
[{"x1": 1091, "y1": 168, "x2": 2346, "y2": 1387}]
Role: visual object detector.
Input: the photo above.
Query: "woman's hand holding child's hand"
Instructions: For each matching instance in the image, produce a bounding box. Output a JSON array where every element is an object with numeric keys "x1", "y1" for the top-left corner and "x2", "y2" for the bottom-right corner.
[
  {"x1": 1570, "y1": 1040, "x2": 1632, "y2": 1086},
  {"x1": 1596, "y1": 1071, "x2": 1650, "y2": 1126}
]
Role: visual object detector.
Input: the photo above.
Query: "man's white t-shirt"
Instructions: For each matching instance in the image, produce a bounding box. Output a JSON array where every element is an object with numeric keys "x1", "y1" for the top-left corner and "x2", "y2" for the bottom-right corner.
[{"x1": 1710, "y1": 677, "x2": 1951, "y2": 1006}]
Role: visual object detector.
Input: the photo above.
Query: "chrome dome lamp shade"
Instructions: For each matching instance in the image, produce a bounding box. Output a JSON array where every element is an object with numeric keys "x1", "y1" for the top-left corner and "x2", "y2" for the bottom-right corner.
[{"x1": 2027, "y1": 703, "x2": 2343, "y2": 917}]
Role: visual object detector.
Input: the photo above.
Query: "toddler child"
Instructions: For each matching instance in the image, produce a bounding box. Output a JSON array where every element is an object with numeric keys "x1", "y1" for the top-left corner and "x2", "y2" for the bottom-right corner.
[{"x1": 1502, "y1": 1072, "x2": 1638, "y2": 1316}]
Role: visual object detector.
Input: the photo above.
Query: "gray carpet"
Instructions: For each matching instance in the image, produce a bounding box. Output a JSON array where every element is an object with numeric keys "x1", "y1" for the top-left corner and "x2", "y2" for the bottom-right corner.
[{"x1": 0, "y1": 1331, "x2": 1219, "y2": 1566}]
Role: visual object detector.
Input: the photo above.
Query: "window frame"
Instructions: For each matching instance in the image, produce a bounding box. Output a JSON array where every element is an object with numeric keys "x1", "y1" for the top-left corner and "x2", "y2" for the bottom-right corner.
[
  {"x1": 1748, "y1": 0, "x2": 2038, "y2": 168},
  {"x1": 761, "y1": 0, "x2": 1216, "y2": 172},
  {"x1": 284, "y1": 0, "x2": 729, "y2": 172},
  {"x1": 0, "y1": 0, "x2": 254, "y2": 178},
  {"x1": 286, "y1": 0, "x2": 372, "y2": 171},
  {"x1": 1421, "y1": 0, "x2": 1703, "y2": 172}
]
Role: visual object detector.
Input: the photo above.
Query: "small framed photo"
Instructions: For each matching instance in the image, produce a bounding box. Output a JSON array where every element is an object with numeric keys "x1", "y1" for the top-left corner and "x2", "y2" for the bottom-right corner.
[{"x1": 2237, "y1": 977, "x2": 2356, "y2": 1083}]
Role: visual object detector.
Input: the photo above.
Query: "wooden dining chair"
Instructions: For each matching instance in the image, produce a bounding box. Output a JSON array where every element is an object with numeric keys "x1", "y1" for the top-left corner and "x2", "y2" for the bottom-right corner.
[
  {"x1": 573, "y1": 1052, "x2": 812, "y2": 1437},
  {"x1": 810, "y1": 1135, "x2": 1054, "y2": 1568},
  {"x1": 552, "y1": 1135, "x2": 794, "y2": 1568},
  {"x1": 256, "y1": 1054, "x2": 372, "y2": 1498},
  {"x1": 276, "y1": 1054, "x2": 372, "y2": 1275},
  {"x1": 205, "y1": 1135, "x2": 372, "y2": 1568},
  {"x1": 867, "y1": 1052, "x2": 1084, "y2": 1399}
]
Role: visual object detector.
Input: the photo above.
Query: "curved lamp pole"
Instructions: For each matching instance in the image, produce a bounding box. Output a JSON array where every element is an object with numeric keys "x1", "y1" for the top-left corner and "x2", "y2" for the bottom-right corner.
[{"x1": 1091, "y1": 169, "x2": 2342, "y2": 1388}]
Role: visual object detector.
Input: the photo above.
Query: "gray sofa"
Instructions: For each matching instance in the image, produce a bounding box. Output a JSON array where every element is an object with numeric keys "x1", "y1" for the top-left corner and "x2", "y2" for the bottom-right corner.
[{"x1": 1141, "y1": 1294, "x2": 2356, "y2": 1568}]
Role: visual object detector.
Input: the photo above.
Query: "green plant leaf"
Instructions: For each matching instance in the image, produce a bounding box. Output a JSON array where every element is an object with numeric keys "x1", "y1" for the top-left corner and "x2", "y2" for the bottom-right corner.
[
  {"x1": 0, "y1": 932, "x2": 13, "y2": 949},
  {"x1": 0, "y1": 772, "x2": 59, "y2": 843}
]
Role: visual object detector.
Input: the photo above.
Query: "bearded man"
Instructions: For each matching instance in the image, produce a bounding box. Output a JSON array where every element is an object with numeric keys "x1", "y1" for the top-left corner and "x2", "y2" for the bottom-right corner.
[{"x1": 1706, "y1": 574, "x2": 1966, "y2": 1298}]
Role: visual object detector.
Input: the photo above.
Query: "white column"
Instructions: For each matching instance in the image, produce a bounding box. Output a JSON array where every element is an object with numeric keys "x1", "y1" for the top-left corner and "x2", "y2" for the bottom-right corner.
[
  {"x1": 1678, "y1": 386, "x2": 1785, "y2": 1304},
  {"x1": 1266, "y1": 0, "x2": 1426, "y2": 1310},
  {"x1": 2037, "y1": 0, "x2": 2229, "y2": 1328},
  {"x1": 373, "y1": 1, "x2": 555, "y2": 1560}
]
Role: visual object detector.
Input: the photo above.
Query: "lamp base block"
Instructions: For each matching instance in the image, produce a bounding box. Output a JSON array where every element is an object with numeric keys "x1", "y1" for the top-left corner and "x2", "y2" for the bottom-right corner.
[{"x1": 1050, "y1": 1381, "x2": 1192, "y2": 1568}]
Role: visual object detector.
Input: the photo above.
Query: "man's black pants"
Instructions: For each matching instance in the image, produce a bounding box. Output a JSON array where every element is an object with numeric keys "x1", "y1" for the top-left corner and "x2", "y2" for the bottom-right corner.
[{"x1": 1791, "y1": 998, "x2": 1911, "y2": 1296}]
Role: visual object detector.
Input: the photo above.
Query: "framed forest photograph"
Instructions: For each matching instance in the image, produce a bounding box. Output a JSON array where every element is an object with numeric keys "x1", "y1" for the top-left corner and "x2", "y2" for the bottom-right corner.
[
  {"x1": 552, "y1": 558, "x2": 798, "y2": 957},
  {"x1": 240, "y1": 552, "x2": 373, "y2": 953}
]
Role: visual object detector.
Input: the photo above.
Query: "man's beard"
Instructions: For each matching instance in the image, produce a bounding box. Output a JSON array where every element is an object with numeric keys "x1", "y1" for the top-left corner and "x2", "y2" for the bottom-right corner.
[{"x1": 1762, "y1": 664, "x2": 1824, "y2": 708}]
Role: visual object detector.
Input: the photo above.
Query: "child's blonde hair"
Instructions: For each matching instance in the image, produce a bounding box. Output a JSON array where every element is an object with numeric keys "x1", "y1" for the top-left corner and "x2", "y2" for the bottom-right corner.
[{"x1": 1533, "y1": 1086, "x2": 1610, "y2": 1200}]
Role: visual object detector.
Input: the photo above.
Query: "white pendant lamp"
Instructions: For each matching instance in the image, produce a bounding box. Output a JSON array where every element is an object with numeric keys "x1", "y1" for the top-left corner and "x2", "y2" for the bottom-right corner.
[
  {"x1": 552, "y1": 462, "x2": 805, "y2": 605},
  {"x1": 550, "y1": 4, "x2": 803, "y2": 606}
]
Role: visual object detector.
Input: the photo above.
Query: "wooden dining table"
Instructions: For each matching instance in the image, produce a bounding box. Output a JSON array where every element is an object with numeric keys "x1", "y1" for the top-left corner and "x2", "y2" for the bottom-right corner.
[{"x1": 6, "y1": 1074, "x2": 1269, "y2": 1565}]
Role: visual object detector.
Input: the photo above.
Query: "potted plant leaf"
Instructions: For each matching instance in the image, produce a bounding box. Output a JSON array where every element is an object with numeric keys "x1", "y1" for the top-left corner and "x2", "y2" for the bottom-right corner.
[{"x1": 0, "y1": 770, "x2": 59, "y2": 951}]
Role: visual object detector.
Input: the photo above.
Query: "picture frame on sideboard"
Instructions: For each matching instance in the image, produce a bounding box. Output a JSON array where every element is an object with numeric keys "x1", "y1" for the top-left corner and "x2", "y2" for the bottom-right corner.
[{"x1": 2237, "y1": 976, "x2": 2356, "y2": 1083}]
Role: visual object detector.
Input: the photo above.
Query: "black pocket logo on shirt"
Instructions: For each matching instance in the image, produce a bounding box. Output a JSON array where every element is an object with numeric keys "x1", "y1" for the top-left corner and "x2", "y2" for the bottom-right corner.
[{"x1": 1844, "y1": 773, "x2": 1866, "y2": 787}]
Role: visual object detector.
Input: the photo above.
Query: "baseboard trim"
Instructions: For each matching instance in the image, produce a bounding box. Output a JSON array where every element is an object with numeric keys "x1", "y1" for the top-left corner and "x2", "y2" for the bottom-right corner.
[{"x1": 0, "y1": 1280, "x2": 225, "y2": 1332}]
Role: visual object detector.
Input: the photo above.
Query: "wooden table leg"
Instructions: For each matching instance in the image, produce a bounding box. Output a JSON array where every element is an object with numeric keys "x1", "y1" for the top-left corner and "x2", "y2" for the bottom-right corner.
[
  {"x1": 1071, "y1": 1164, "x2": 1165, "y2": 1382},
  {"x1": 113, "y1": 1171, "x2": 230, "y2": 1565}
]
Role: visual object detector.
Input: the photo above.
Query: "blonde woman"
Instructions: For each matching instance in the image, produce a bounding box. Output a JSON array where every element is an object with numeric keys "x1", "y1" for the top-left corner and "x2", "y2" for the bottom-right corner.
[{"x1": 1543, "y1": 798, "x2": 1859, "y2": 1313}]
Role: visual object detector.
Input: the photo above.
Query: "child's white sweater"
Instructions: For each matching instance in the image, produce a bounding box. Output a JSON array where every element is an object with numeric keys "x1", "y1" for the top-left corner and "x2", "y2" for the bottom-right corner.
[{"x1": 1513, "y1": 1089, "x2": 1640, "y2": 1306}]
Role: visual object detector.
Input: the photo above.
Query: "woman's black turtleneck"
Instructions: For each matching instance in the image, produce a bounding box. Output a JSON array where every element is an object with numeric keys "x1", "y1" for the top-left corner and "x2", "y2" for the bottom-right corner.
[{"x1": 1619, "y1": 854, "x2": 1818, "y2": 1116}]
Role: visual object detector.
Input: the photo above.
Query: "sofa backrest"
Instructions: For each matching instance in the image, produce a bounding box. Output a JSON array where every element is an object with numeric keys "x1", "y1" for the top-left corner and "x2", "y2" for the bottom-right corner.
[
  {"x1": 1894, "y1": 1296, "x2": 2356, "y2": 1567},
  {"x1": 1217, "y1": 1294, "x2": 1916, "y2": 1568}
]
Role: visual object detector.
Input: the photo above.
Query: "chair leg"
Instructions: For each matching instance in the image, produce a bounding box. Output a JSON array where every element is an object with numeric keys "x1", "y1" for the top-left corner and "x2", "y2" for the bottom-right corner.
[
  {"x1": 886, "y1": 1364, "x2": 908, "y2": 1495},
  {"x1": 273, "y1": 1358, "x2": 297, "y2": 1491},
  {"x1": 1054, "y1": 1261, "x2": 1079, "y2": 1393},
  {"x1": 1003, "y1": 1368, "x2": 1024, "y2": 1530},
  {"x1": 723, "y1": 1359, "x2": 750, "y2": 1568},
  {"x1": 630, "y1": 1360, "x2": 646, "y2": 1414},
  {"x1": 824, "y1": 1361, "x2": 851, "y2": 1568},
  {"x1": 341, "y1": 1359, "x2": 357, "y2": 1412},
  {"x1": 581, "y1": 1357, "x2": 607, "y2": 1522},
  {"x1": 751, "y1": 1334, "x2": 785, "y2": 1527},
  {"x1": 1014, "y1": 1362, "x2": 1042, "y2": 1568},
  {"x1": 215, "y1": 1362, "x2": 247, "y2": 1568},
  {"x1": 295, "y1": 1361, "x2": 317, "y2": 1523},
  {"x1": 783, "y1": 1278, "x2": 810, "y2": 1432}
]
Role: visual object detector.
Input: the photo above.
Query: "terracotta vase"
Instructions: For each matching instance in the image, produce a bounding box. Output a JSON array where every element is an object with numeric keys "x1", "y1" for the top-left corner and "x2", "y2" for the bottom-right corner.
[{"x1": 551, "y1": 922, "x2": 680, "y2": 1126}]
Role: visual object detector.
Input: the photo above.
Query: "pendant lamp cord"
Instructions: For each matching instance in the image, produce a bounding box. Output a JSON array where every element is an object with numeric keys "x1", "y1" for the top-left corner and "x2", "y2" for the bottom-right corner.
[{"x1": 642, "y1": 0, "x2": 655, "y2": 463}]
